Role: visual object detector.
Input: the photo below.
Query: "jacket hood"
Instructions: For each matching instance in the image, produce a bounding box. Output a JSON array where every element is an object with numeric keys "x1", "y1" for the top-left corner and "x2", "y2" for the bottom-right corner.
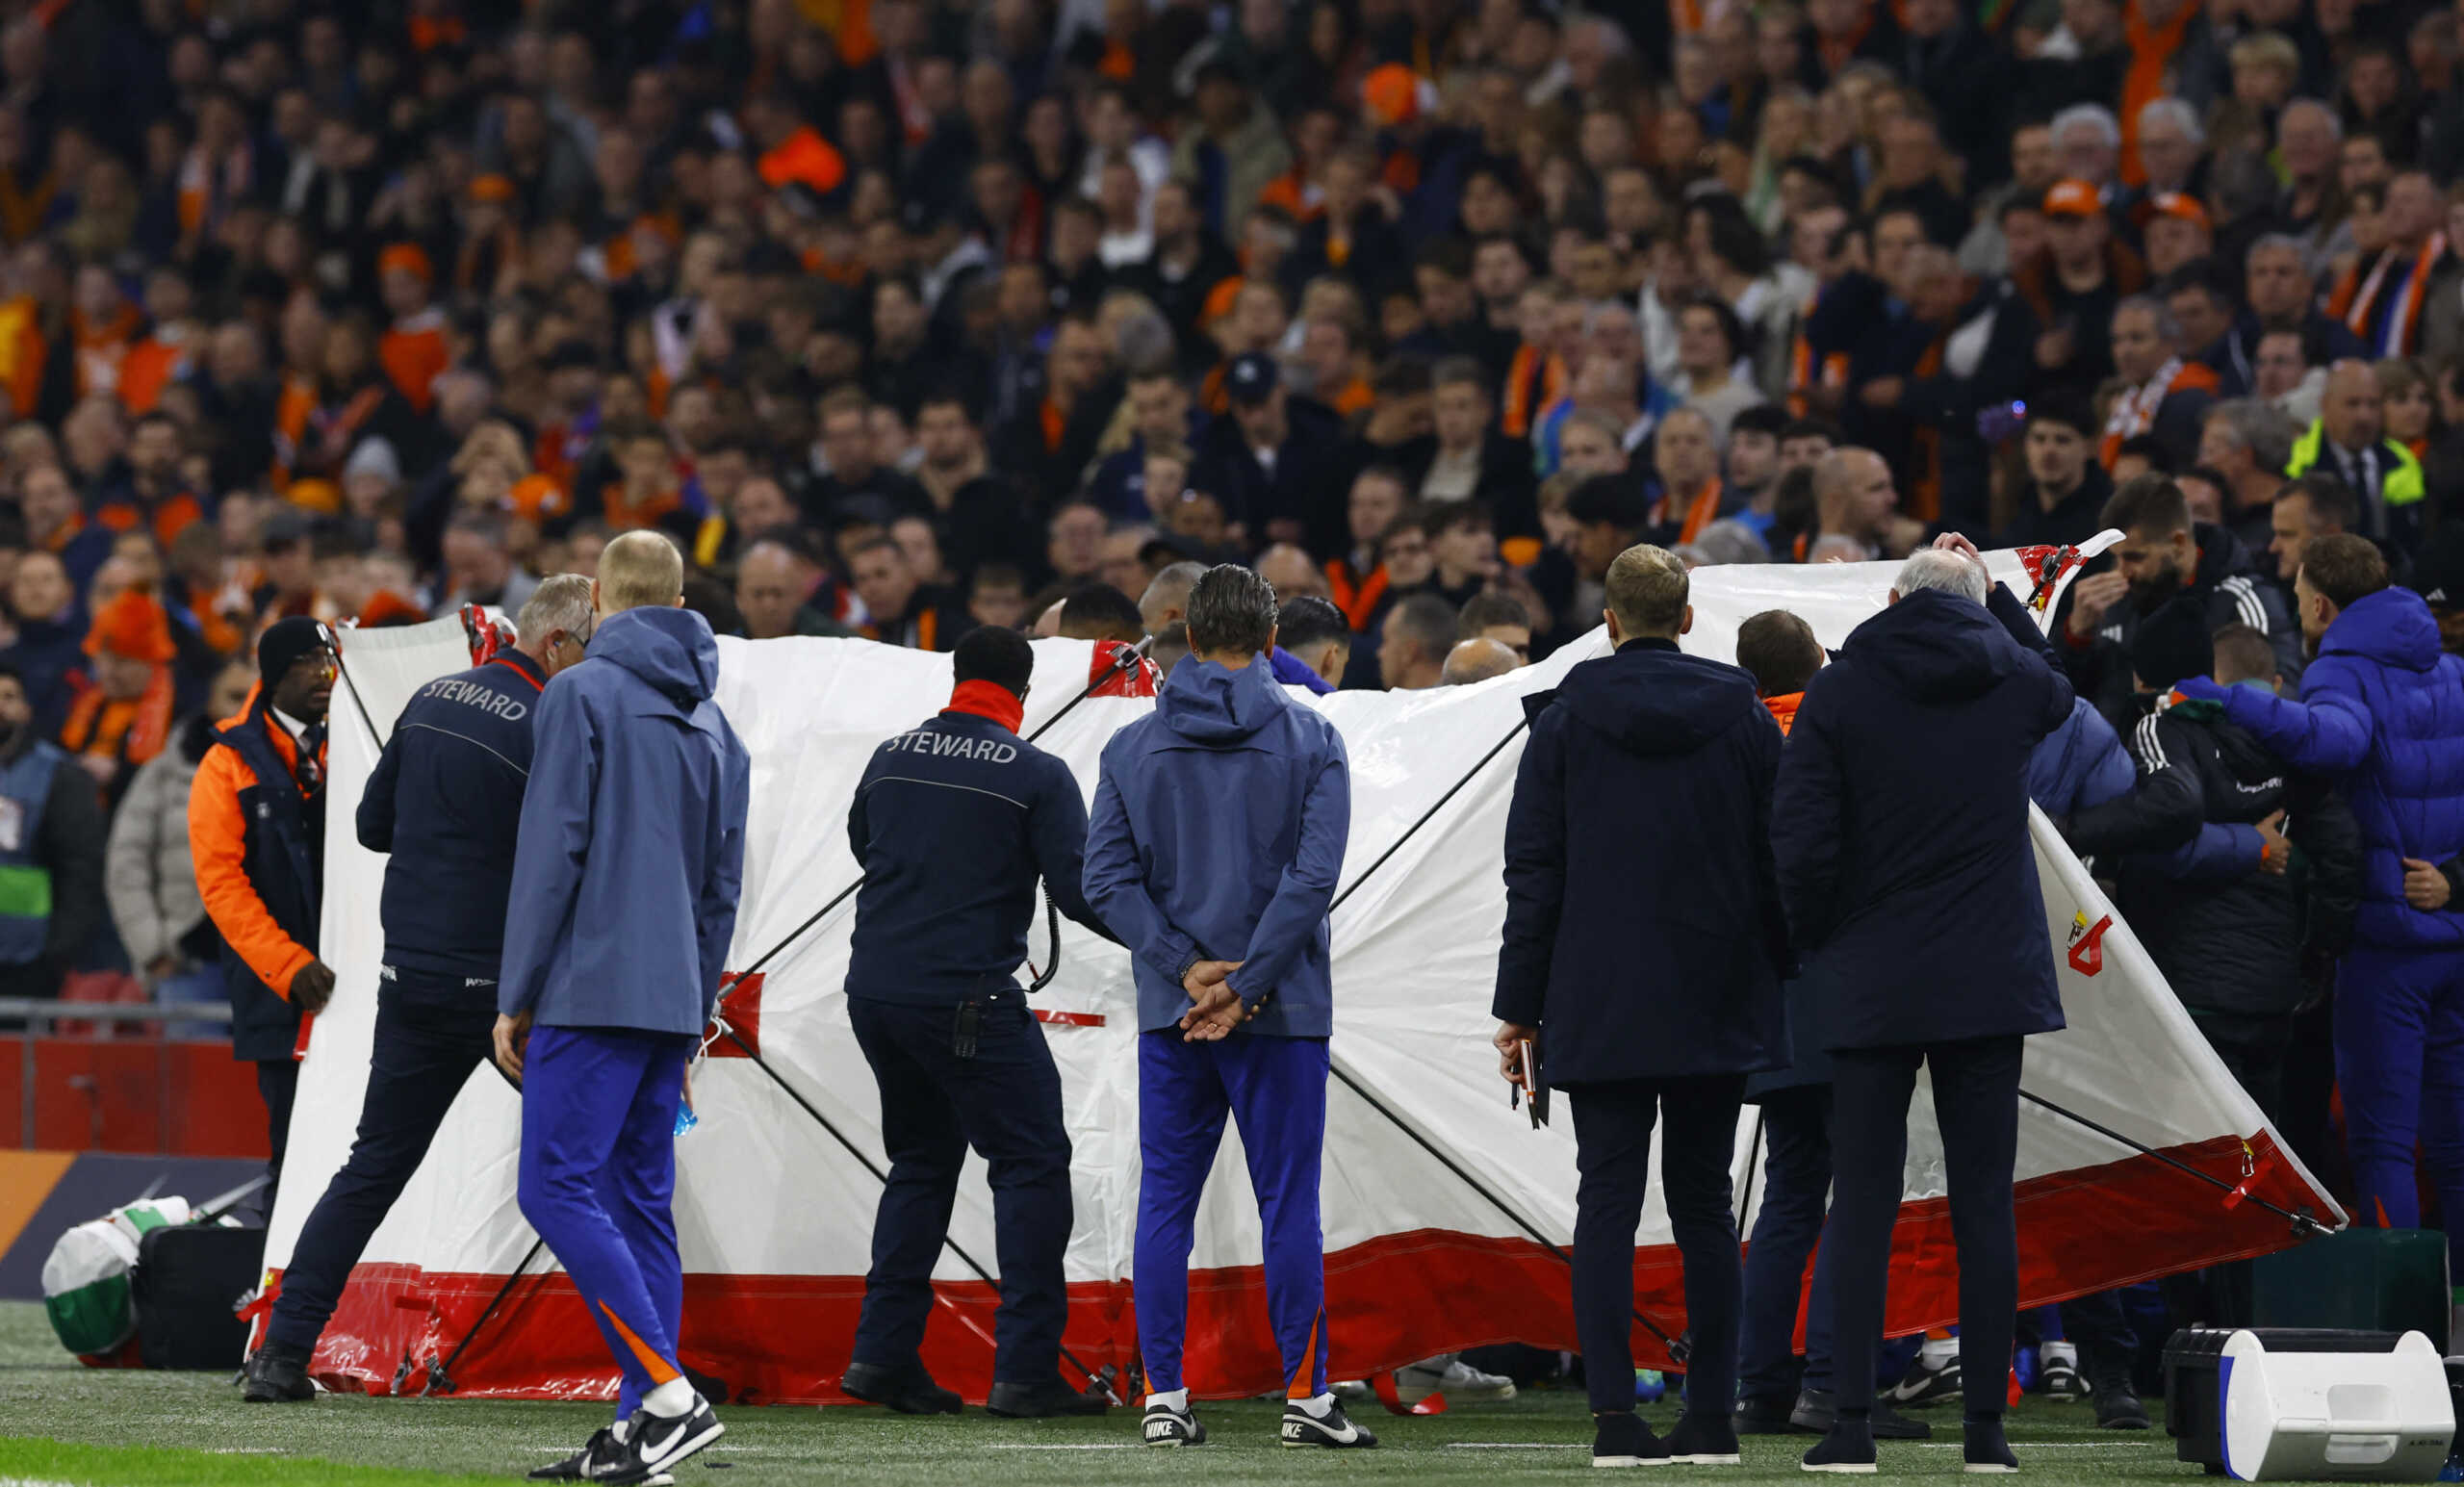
[
  {"x1": 589, "y1": 605, "x2": 720, "y2": 708},
  {"x1": 1844, "y1": 589, "x2": 2024, "y2": 702},
  {"x1": 2323, "y1": 586, "x2": 2443, "y2": 673},
  {"x1": 1156, "y1": 654, "x2": 1288, "y2": 744},
  {"x1": 1554, "y1": 641, "x2": 1763, "y2": 756}
]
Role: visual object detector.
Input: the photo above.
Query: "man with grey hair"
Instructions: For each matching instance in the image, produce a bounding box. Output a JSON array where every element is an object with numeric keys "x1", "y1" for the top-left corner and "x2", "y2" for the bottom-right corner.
[
  {"x1": 1773, "y1": 534, "x2": 2073, "y2": 1474},
  {"x1": 1084, "y1": 565, "x2": 1369, "y2": 1452},
  {"x1": 244, "y1": 573, "x2": 597, "y2": 1405},
  {"x1": 1138, "y1": 559, "x2": 1208, "y2": 636},
  {"x1": 2199, "y1": 398, "x2": 2301, "y2": 550},
  {"x1": 1492, "y1": 541, "x2": 1787, "y2": 1468},
  {"x1": 2050, "y1": 103, "x2": 2121, "y2": 190},
  {"x1": 2133, "y1": 97, "x2": 2203, "y2": 194}
]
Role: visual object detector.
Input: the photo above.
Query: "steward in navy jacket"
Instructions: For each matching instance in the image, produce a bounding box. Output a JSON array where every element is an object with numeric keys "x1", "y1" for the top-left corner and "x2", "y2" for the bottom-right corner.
[
  {"x1": 845, "y1": 679, "x2": 1115, "y2": 1004},
  {"x1": 1772, "y1": 580, "x2": 2076, "y2": 1051},
  {"x1": 358, "y1": 648, "x2": 548, "y2": 997},
  {"x1": 1493, "y1": 635, "x2": 1790, "y2": 1087}
]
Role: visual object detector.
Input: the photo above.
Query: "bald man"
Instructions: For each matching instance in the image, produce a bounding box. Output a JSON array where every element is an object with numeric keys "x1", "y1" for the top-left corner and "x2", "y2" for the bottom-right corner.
[
  {"x1": 1442, "y1": 637, "x2": 1521, "y2": 685},
  {"x1": 1812, "y1": 449, "x2": 1921, "y2": 559},
  {"x1": 499, "y1": 530, "x2": 750, "y2": 1483},
  {"x1": 2284, "y1": 359, "x2": 2429, "y2": 556}
]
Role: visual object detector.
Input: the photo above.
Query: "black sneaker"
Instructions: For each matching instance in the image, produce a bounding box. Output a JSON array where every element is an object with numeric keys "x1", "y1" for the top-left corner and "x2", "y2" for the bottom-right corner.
[
  {"x1": 1792, "y1": 1390, "x2": 1932, "y2": 1441},
  {"x1": 240, "y1": 1344, "x2": 313, "y2": 1403},
  {"x1": 597, "y1": 1396, "x2": 724, "y2": 1485},
  {"x1": 1142, "y1": 1400, "x2": 1206, "y2": 1448},
  {"x1": 987, "y1": 1377, "x2": 1111, "y2": 1418},
  {"x1": 1801, "y1": 1420, "x2": 1877, "y2": 1474},
  {"x1": 840, "y1": 1360, "x2": 962, "y2": 1415},
  {"x1": 1667, "y1": 1413, "x2": 1741, "y2": 1465},
  {"x1": 1593, "y1": 1410, "x2": 1670, "y2": 1468},
  {"x1": 1280, "y1": 1398, "x2": 1378, "y2": 1449},
  {"x1": 1882, "y1": 1353, "x2": 1963, "y2": 1408},
  {"x1": 1735, "y1": 1395, "x2": 1799, "y2": 1436},
  {"x1": 527, "y1": 1427, "x2": 621, "y2": 1481},
  {"x1": 1963, "y1": 1415, "x2": 2019, "y2": 1474},
  {"x1": 2091, "y1": 1382, "x2": 2149, "y2": 1430}
]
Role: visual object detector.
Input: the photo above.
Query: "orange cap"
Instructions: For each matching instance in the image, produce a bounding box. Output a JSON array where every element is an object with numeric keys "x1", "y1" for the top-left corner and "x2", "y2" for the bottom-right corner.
[
  {"x1": 2040, "y1": 179, "x2": 2102, "y2": 218},
  {"x1": 1364, "y1": 64, "x2": 1419, "y2": 127},
  {"x1": 2146, "y1": 191, "x2": 2210, "y2": 231},
  {"x1": 84, "y1": 591, "x2": 176, "y2": 663},
  {"x1": 285, "y1": 478, "x2": 342, "y2": 515},
  {"x1": 377, "y1": 243, "x2": 434, "y2": 283}
]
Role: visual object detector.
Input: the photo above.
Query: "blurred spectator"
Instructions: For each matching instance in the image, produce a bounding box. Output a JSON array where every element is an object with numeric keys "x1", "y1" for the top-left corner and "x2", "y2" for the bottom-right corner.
[
  {"x1": 0, "y1": 658, "x2": 104, "y2": 1002},
  {"x1": 1377, "y1": 591, "x2": 1457, "y2": 691},
  {"x1": 109, "y1": 659, "x2": 253, "y2": 1013}
]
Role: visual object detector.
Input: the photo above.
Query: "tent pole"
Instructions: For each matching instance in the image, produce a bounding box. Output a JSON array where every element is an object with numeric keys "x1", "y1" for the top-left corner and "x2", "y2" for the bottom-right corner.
[
  {"x1": 2015, "y1": 1090, "x2": 2327, "y2": 1238},
  {"x1": 719, "y1": 1028, "x2": 1122, "y2": 1401},
  {"x1": 424, "y1": 1236, "x2": 546, "y2": 1395},
  {"x1": 1329, "y1": 717, "x2": 1530, "y2": 913}
]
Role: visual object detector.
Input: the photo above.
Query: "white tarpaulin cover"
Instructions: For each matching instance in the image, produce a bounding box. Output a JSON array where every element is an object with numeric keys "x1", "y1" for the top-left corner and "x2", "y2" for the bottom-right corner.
[{"x1": 267, "y1": 553, "x2": 2343, "y2": 1404}]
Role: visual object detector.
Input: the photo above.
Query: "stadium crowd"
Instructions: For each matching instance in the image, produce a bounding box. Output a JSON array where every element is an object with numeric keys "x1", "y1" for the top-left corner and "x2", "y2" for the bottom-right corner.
[{"x1": 1, "y1": 0, "x2": 2463, "y2": 1450}]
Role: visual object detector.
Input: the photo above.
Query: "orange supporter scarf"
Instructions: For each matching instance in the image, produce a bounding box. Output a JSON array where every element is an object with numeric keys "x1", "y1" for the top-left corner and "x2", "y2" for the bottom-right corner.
[
  {"x1": 175, "y1": 144, "x2": 251, "y2": 239},
  {"x1": 116, "y1": 335, "x2": 188, "y2": 413},
  {"x1": 2118, "y1": 0, "x2": 2197, "y2": 188},
  {"x1": 271, "y1": 372, "x2": 317, "y2": 487},
  {"x1": 1325, "y1": 560, "x2": 1389, "y2": 630},
  {"x1": 62, "y1": 666, "x2": 175, "y2": 774},
  {"x1": 1655, "y1": 478, "x2": 1724, "y2": 547},
  {"x1": 601, "y1": 482, "x2": 683, "y2": 531},
  {"x1": 70, "y1": 305, "x2": 141, "y2": 399},
  {"x1": 2098, "y1": 356, "x2": 2219, "y2": 468},
  {"x1": 1501, "y1": 346, "x2": 1565, "y2": 439},
  {"x1": 1040, "y1": 397, "x2": 1066, "y2": 454},
  {"x1": 379, "y1": 314, "x2": 449, "y2": 413},
  {"x1": 1906, "y1": 338, "x2": 1948, "y2": 522},
  {"x1": 2331, "y1": 235, "x2": 2448, "y2": 357},
  {"x1": 96, "y1": 490, "x2": 205, "y2": 547}
]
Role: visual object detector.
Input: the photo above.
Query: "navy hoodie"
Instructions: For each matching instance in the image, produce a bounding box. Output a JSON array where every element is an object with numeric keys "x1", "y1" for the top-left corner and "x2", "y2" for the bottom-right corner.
[
  {"x1": 1492, "y1": 637, "x2": 1789, "y2": 1087},
  {"x1": 1772, "y1": 585, "x2": 2075, "y2": 1051},
  {"x1": 500, "y1": 605, "x2": 751, "y2": 1036},
  {"x1": 1084, "y1": 655, "x2": 1349, "y2": 1037}
]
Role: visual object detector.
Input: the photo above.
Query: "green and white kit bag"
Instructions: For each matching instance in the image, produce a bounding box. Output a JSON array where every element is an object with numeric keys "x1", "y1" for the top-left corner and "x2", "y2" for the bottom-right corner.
[{"x1": 40, "y1": 1196, "x2": 193, "y2": 1355}]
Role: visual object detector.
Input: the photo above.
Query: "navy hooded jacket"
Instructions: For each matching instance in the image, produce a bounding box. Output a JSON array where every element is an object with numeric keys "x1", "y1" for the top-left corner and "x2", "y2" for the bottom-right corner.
[
  {"x1": 1492, "y1": 637, "x2": 1789, "y2": 1088},
  {"x1": 2209, "y1": 586, "x2": 2464, "y2": 951},
  {"x1": 1771, "y1": 584, "x2": 2076, "y2": 1051},
  {"x1": 843, "y1": 701, "x2": 1113, "y2": 1003},
  {"x1": 1083, "y1": 654, "x2": 1349, "y2": 1038},
  {"x1": 357, "y1": 648, "x2": 546, "y2": 994},
  {"x1": 500, "y1": 606, "x2": 752, "y2": 1036}
]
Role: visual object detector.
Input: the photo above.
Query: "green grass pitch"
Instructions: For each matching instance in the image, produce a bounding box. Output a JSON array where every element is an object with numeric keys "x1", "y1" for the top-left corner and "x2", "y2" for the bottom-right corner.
[{"x1": 0, "y1": 1302, "x2": 2213, "y2": 1485}]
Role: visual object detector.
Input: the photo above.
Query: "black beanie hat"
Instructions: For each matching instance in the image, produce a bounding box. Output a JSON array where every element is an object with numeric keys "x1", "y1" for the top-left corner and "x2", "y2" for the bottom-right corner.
[
  {"x1": 257, "y1": 616, "x2": 330, "y2": 686},
  {"x1": 2128, "y1": 597, "x2": 2215, "y2": 692}
]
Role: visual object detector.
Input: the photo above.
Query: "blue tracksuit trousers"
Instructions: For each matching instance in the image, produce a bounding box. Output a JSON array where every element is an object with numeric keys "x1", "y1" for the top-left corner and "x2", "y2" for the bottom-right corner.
[
  {"x1": 1134, "y1": 1031, "x2": 1329, "y2": 1398},
  {"x1": 518, "y1": 1025, "x2": 693, "y2": 1418},
  {"x1": 2337, "y1": 945, "x2": 2464, "y2": 1268}
]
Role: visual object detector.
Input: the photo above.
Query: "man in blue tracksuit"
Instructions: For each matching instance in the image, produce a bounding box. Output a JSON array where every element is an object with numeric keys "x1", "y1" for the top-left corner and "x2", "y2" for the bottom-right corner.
[
  {"x1": 839, "y1": 626, "x2": 1116, "y2": 1420},
  {"x1": 1081, "y1": 564, "x2": 1373, "y2": 1452},
  {"x1": 243, "y1": 577, "x2": 597, "y2": 1406},
  {"x1": 1490, "y1": 544, "x2": 1789, "y2": 1470},
  {"x1": 497, "y1": 532, "x2": 750, "y2": 1487},
  {"x1": 2172, "y1": 533, "x2": 2464, "y2": 1267}
]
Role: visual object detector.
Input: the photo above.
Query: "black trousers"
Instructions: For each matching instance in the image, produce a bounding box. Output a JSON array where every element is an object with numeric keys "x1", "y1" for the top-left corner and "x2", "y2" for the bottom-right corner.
[
  {"x1": 266, "y1": 987, "x2": 497, "y2": 1352},
  {"x1": 1739, "y1": 1085, "x2": 1833, "y2": 1401},
  {"x1": 1828, "y1": 1036, "x2": 2023, "y2": 1418},
  {"x1": 1570, "y1": 1075, "x2": 1745, "y2": 1417},
  {"x1": 848, "y1": 990, "x2": 1072, "y2": 1385},
  {"x1": 256, "y1": 1058, "x2": 299, "y2": 1211}
]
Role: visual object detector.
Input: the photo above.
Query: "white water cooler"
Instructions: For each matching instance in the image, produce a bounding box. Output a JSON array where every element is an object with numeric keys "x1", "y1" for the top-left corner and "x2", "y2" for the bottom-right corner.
[{"x1": 2209, "y1": 1329, "x2": 2454, "y2": 1480}]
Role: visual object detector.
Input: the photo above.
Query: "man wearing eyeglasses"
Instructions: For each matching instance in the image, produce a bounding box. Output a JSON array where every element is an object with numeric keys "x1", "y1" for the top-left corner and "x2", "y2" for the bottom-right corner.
[{"x1": 241, "y1": 576, "x2": 596, "y2": 1405}]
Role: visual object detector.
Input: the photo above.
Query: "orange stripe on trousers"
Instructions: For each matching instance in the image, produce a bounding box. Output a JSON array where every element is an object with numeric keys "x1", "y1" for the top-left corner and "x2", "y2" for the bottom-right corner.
[{"x1": 598, "y1": 1299, "x2": 680, "y2": 1386}]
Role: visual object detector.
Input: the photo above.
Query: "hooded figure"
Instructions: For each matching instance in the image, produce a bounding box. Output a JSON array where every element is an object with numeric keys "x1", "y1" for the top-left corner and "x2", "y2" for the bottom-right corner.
[
  {"x1": 496, "y1": 534, "x2": 748, "y2": 1484},
  {"x1": 1770, "y1": 551, "x2": 2075, "y2": 1475},
  {"x1": 1083, "y1": 564, "x2": 1373, "y2": 1452}
]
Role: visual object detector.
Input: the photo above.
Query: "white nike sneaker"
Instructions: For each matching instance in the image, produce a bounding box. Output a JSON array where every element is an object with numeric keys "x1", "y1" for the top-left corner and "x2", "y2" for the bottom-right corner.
[
  {"x1": 1396, "y1": 1355, "x2": 1519, "y2": 1404},
  {"x1": 598, "y1": 1394, "x2": 723, "y2": 1484},
  {"x1": 1282, "y1": 1398, "x2": 1379, "y2": 1449}
]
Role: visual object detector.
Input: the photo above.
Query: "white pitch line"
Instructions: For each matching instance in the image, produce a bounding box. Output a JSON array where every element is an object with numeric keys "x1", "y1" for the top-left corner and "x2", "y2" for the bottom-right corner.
[
  {"x1": 986, "y1": 1443, "x2": 1146, "y2": 1450},
  {"x1": 1446, "y1": 1442, "x2": 1585, "y2": 1449},
  {"x1": 1916, "y1": 1442, "x2": 2145, "y2": 1449}
]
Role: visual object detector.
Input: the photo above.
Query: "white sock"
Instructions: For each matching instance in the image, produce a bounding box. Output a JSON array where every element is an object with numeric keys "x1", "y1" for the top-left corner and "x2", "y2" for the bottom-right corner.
[
  {"x1": 1294, "y1": 1392, "x2": 1335, "y2": 1418},
  {"x1": 642, "y1": 1375, "x2": 696, "y2": 1418},
  {"x1": 610, "y1": 1417, "x2": 630, "y2": 1444},
  {"x1": 1920, "y1": 1336, "x2": 1960, "y2": 1365},
  {"x1": 1145, "y1": 1388, "x2": 1188, "y2": 1412}
]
